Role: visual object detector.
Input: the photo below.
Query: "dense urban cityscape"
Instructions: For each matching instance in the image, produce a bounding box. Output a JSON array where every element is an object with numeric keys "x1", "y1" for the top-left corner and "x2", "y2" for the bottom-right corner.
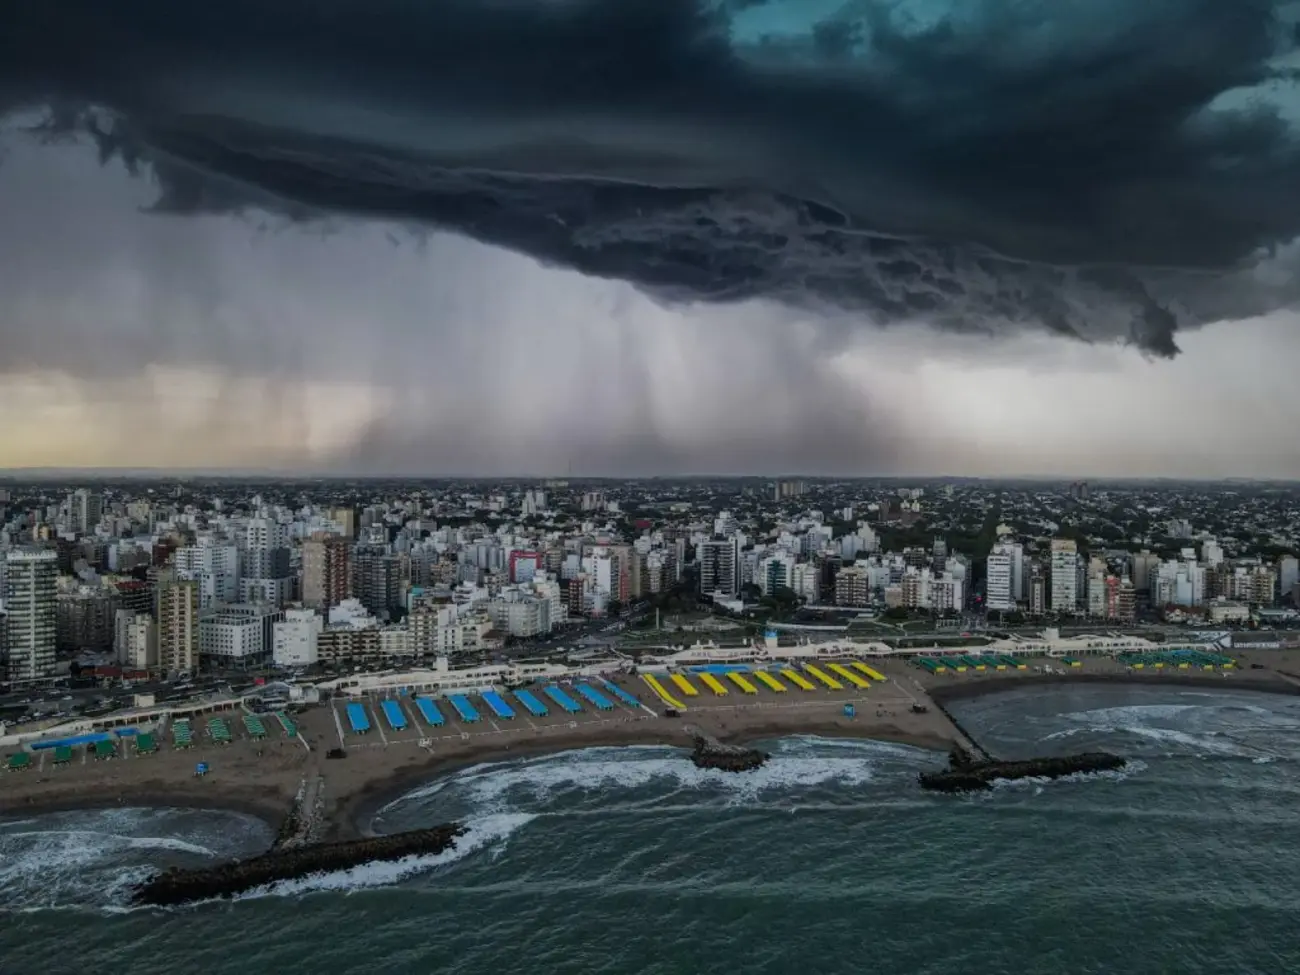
[{"x1": 1, "y1": 477, "x2": 1298, "y2": 707}]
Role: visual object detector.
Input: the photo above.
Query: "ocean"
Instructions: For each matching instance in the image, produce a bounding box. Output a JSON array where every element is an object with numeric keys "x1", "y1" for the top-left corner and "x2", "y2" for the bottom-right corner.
[{"x1": 4, "y1": 684, "x2": 1299, "y2": 975}]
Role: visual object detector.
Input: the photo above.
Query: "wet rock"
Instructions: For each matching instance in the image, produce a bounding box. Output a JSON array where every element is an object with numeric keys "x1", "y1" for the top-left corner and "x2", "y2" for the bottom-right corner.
[
  {"x1": 689, "y1": 734, "x2": 768, "y2": 772},
  {"x1": 919, "y1": 752, "x2": 1126, "y2": 793},
  {"x1": 132, "y1": 823, "x2": 467, "y2": 906}
]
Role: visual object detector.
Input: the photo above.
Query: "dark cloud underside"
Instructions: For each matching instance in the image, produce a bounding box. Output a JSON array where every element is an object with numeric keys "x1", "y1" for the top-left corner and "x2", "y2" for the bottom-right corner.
[{"x1": 4, "y1": 0, "x2": 1300, "y2": 355}]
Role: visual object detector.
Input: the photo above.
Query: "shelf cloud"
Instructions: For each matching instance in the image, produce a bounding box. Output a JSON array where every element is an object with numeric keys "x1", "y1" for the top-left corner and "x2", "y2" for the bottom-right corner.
[{"x1": 6, "y1": 0, "x2": 1300, "y2": 357}]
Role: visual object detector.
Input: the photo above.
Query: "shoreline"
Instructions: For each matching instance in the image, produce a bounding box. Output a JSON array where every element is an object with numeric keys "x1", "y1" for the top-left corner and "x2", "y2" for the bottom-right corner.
[
  {"x1": 6, "y1": 664, "x2": 1297, "y2": 838},
  {"x1": 0, "y1": 722, "x2": 950, "y2": 838},
  {"x1": 0, "y1": 784, "x2": 293, "y2": 832},
  {"x1": 336, "y1": 720, "x2": 951, "y2": 839}
]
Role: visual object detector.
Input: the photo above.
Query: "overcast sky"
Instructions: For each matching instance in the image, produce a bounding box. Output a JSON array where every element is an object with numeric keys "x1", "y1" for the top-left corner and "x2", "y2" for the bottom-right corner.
[{"x1": 1, "y1": 135, "x2": 1297, "y2": 479}]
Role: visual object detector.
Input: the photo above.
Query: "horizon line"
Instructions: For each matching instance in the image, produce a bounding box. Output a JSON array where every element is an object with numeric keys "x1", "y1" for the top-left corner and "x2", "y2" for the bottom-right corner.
[{"x1": 0, "y1": 467, "x2": 1295, "y2": 484}]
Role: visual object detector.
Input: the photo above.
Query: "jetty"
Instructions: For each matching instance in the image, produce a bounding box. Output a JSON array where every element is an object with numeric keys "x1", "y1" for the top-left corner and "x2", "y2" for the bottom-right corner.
[
  {"x1": 132, "y1": 823, "x2": 467, "y2": 906},
  {"x1": 684, "y1": 726, "x2": 768, "y2": 772},
  {"x1": 919, "y1": 744, "x2": 1125, "y2": 793}
]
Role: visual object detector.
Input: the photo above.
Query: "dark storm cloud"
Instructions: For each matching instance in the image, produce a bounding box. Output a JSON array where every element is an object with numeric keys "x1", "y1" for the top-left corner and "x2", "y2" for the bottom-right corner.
[{"x1": 4, "y1": 0, "x2": 1300, "y2": 354}]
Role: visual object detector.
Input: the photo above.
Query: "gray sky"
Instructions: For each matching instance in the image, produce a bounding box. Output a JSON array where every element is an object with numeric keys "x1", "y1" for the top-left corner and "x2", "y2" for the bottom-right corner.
[{"x1": 1, "y1": 135, "x2": 1298, "y2": 479}]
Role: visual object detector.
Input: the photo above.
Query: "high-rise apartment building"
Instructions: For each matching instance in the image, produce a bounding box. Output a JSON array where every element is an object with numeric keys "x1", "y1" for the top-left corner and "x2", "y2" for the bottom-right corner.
[
  {"x1": 157, "y1": 577, "x2": 199, "y2": 675},
  {"x1": 69, "y1": 489, "x2": 104, "y2": 536},
  {"x1": 174, "y1": 542, "x2": 241, "y2": 609},
  {"x1": 697, "y1": 536, "x2": 741, "y2": 597},
  {"x1": 985, "y1": 544, "x2": 1016, "y2": 611},
  {"x1": 119, "y1": 614, "x2": 159, "y2": 670},
  {"x1": 353, "y1": 549, "x2": 401, "y2": 617},
  {"x1": 302, "y1": 533, "x2": 352, "y2": 609},
  {"x1": 1049, "y1": 539, "x2": 1079, "y2": 613},
  {"x1": 3, "y1": 548, "x2": 59, "y2": 683},
  {"x1": 834, "y1": 565, "x2": 871, "y2": 607},
  {"x1": 56, "y1": 586, "x2": 119, "y2": 652},
  {"x1": 329, "y1": 507, "x2": 359, "y2": 539},
  {"x1": 1105, "y1": 576, "x2": 1137, "y2": 621},
  {"x1": 1028, "y1": 562, "x2": 1047, "y2": 616}
]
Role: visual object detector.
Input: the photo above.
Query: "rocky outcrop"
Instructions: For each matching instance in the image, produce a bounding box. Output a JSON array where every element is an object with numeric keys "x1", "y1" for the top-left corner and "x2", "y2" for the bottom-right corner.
[
  {"x1": 919, "y1": 749, "x2": 1126, "y2": 793},
  {"x1": 132, "y1": 823, "x2": 467, "y2": 906},
  {"x1": 689, "y1": 734, "x2": 768, "y2": 772}
]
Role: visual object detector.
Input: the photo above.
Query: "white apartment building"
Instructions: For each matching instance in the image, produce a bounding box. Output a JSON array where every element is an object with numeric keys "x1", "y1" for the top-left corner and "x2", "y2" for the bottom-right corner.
[
  {"x1": 120, "y1": 614, "x2": 159, "y2": 670},
  {"x1": 272, "y1": 609, "x2": 322, "y2": 667},
  {"x1": 486, "y1": 592, "x2": 552, "y2": 638},
  {"x1": 985, "y1": 544, "x2": 1016, "y2": 611},
  {"x1": 198, "y1": 614, "x2": 263, "y2": 665},
  {"x1": 789, "y1": 563, "x2": 820, "y2": 603},
  {"x1": 1151, "y1": 558, "x2": 1206, "y2": 607},
  {"x1": 1049, "y1": 539, "x2": 1079, "y2": 613},
  {"x1": 175, "y1": 542, "x2": 241, "y2": 608},
  {"x1": 241, "y1": 577, "x2": 293, "y2": 606}
]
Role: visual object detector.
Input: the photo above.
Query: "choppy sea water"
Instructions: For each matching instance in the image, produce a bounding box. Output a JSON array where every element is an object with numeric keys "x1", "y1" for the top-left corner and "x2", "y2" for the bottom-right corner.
[{"x1": 4, "y1": 684, "x2": 1300, "y2": 975}]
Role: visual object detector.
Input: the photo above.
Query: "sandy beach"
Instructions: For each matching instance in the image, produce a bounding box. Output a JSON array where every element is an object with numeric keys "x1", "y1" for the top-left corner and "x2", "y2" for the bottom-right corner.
[{"x1": 4, "y1": 653, "x2": 1299, "y2": 838}]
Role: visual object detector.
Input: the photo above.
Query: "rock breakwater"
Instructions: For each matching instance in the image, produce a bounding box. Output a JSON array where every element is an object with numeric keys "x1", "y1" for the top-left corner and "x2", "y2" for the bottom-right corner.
[
  {"x1": 919, "y1": 745, "x2": 1125, "y2": 793},
  {"x1": 687, "y1": 731, "x2": 768, "y2": 772},
  {"x1": 132, "y1": 823, "x2": 467, "y2": 906}
]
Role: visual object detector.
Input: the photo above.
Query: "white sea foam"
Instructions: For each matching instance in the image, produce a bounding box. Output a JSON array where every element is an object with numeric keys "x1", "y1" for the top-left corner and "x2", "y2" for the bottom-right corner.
[
  {"x1": 390, "y1": 738, "x2": 915, "y2": 819},
  {"x1": 238, "y1": 812, "x2": 538, "y2": 899},
  {"x1": 983, "y1": 759, "x2": 1149, "y2": 794},
  {"x1": 1041, "y1": 699, "x2": 1294, "y2": 759},
  {"x1": 390, "y1": 738, "x2": 920, "y2": 821}
]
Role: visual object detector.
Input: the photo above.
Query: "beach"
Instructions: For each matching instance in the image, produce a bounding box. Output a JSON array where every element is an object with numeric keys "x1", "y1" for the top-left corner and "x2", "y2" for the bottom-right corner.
[{"x1": 4, "y1": 653, "x2": 1298, "y2": 838}]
